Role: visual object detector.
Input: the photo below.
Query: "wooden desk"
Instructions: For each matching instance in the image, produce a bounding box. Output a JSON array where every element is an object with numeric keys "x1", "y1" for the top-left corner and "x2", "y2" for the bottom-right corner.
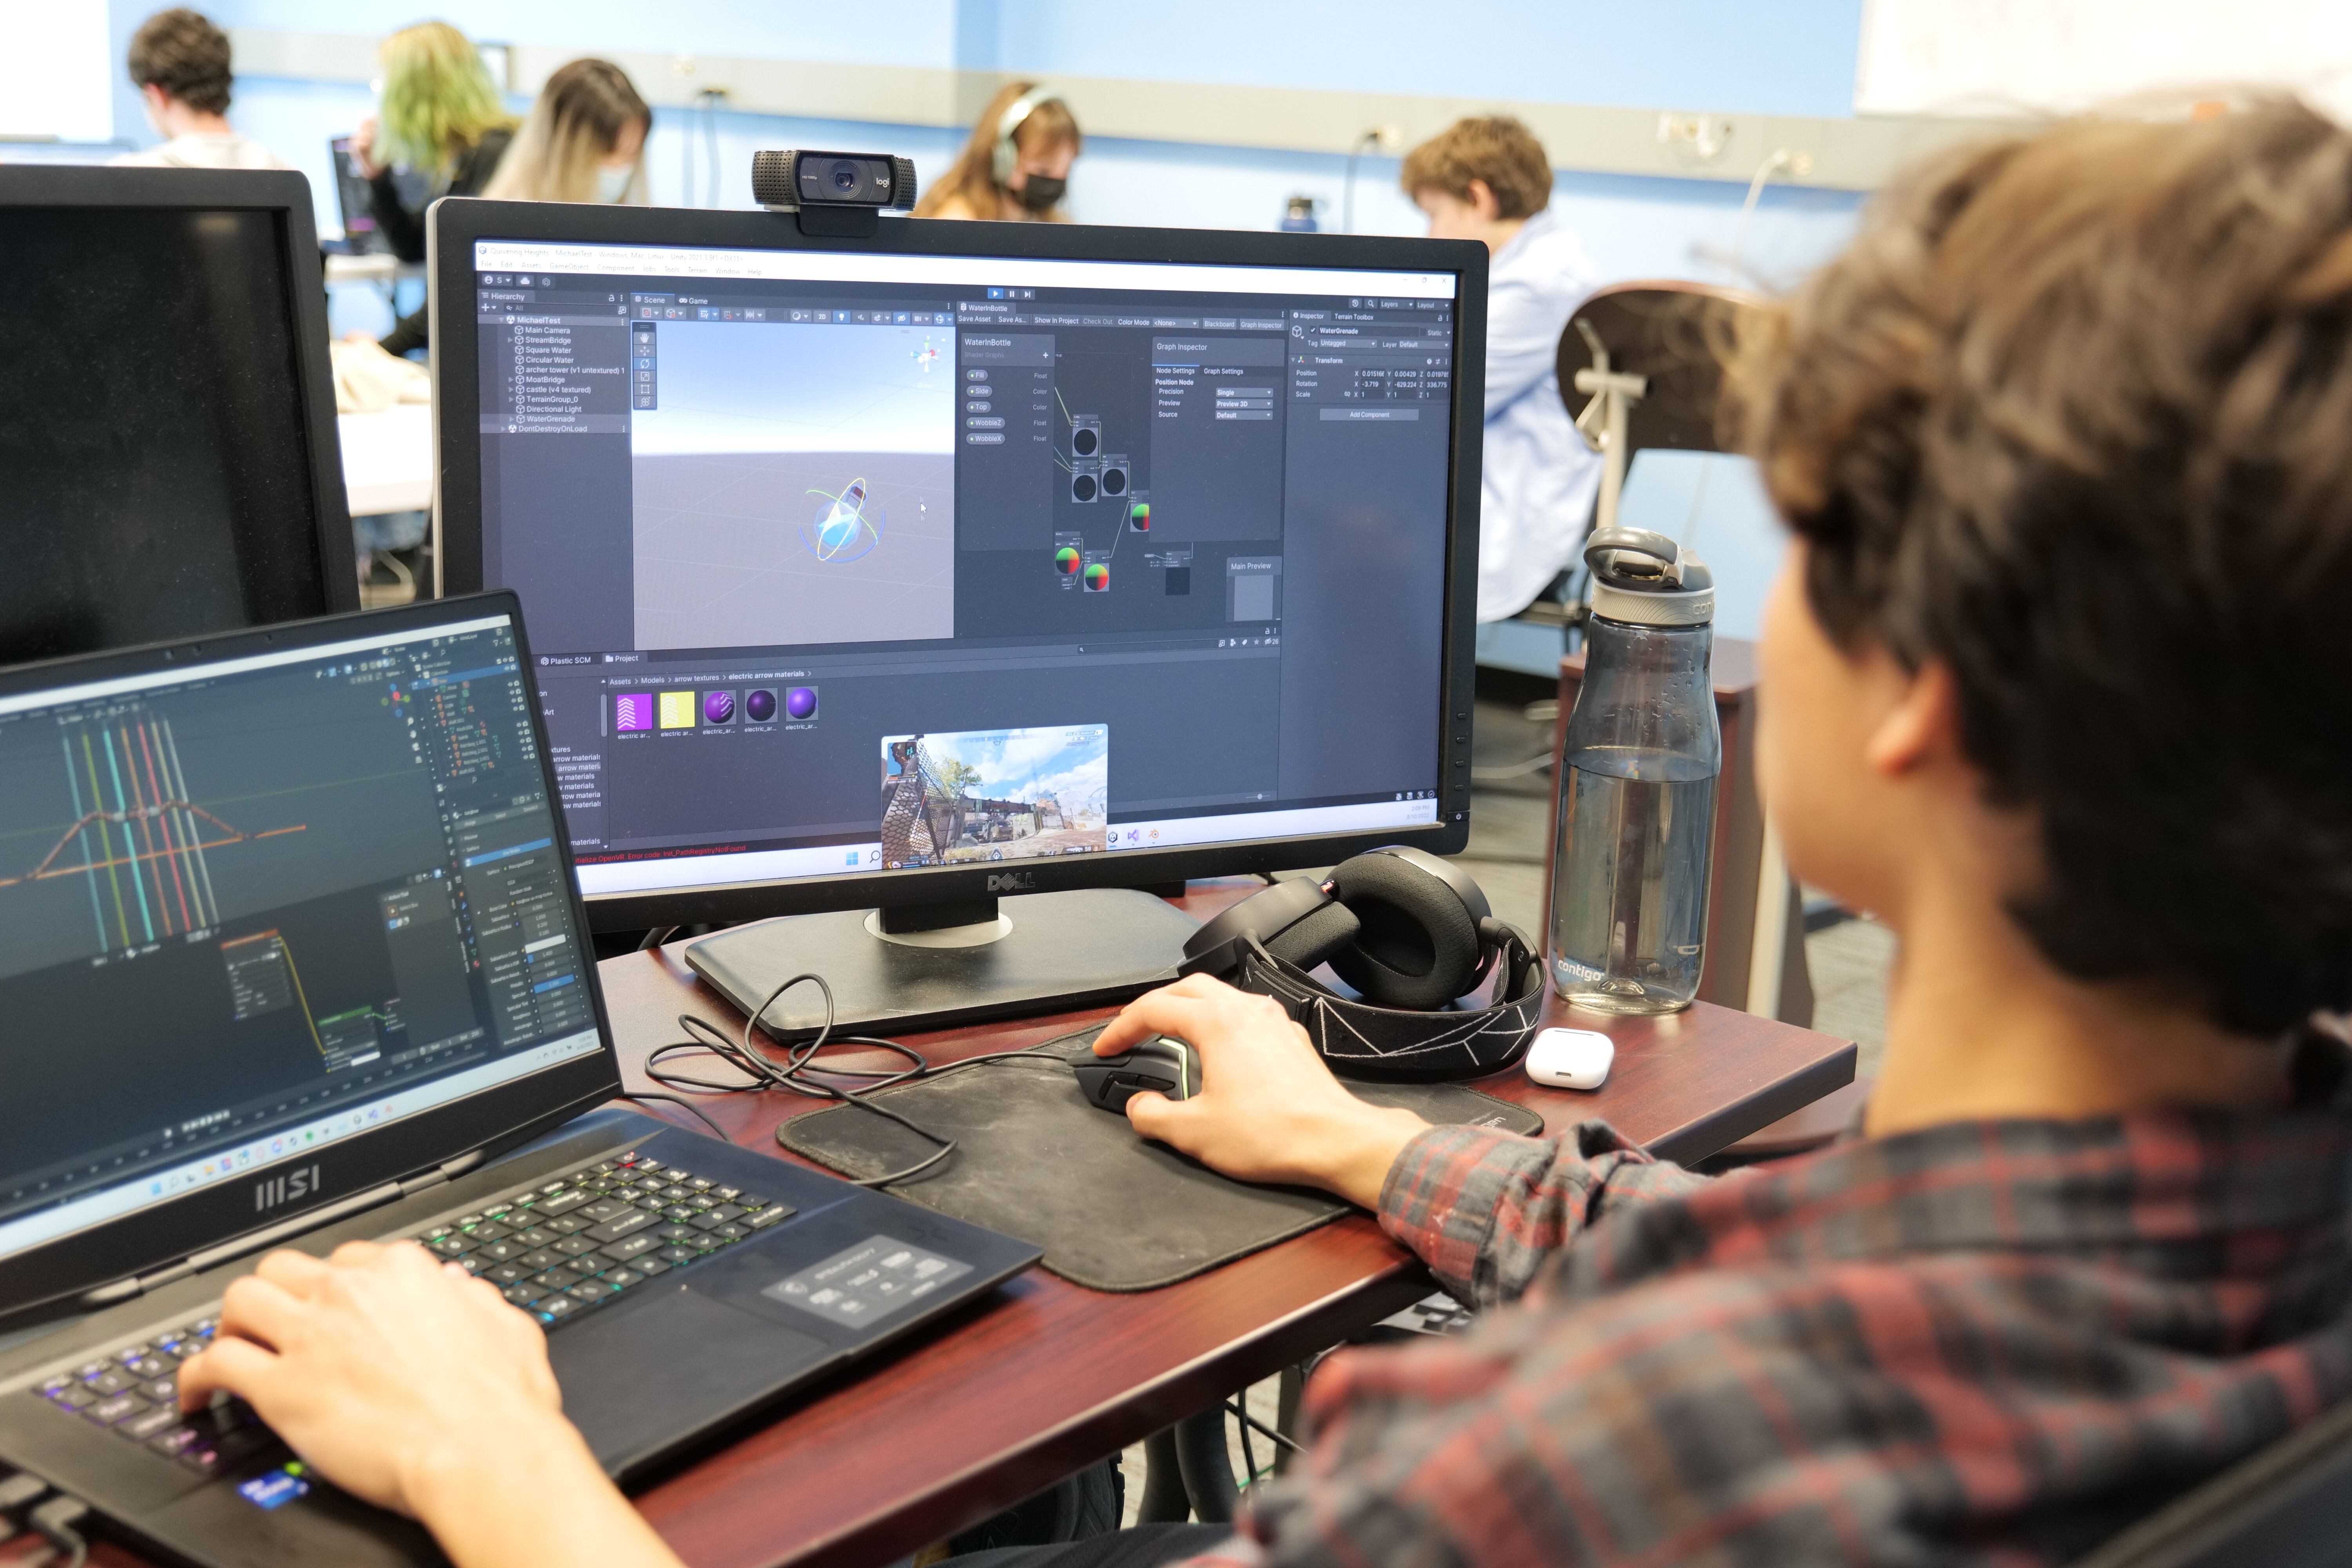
[
  {"x1": 593, "y1": 880, "x2": 1853, "y2": 1568},
  {"x1": 90, "y1": 881, "x2": 1854, "y2": 1568}
]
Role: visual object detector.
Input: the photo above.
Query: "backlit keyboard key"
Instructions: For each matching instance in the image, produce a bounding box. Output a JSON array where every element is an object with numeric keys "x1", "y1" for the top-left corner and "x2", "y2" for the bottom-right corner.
[{"x1": 85, "y1": 1393, "x2": 150, "y2": 1426}]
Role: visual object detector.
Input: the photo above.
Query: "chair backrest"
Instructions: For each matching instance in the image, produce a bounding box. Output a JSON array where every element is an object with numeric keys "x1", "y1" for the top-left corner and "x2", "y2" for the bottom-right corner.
[
  {"x1": 2071, "y1": 1394, "x2": 2352, "y2": 1568},
  {"x1": 1556, "y1": 279, "x2": 1762, "y2": 459}
]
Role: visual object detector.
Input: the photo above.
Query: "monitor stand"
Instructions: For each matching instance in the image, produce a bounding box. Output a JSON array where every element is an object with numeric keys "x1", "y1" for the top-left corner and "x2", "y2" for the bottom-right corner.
[{"x1": 679, "y1": 887, "x2": 1201, "y2": 1040}]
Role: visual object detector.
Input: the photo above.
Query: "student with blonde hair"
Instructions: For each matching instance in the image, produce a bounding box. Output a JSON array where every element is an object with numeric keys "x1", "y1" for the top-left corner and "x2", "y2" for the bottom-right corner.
[
  {"x1": 352, "y1": 21, "x2": 515, "y2": 356},
  {"x1": 482, "y1": 59, "x2": 650, "y2": 206},
  {"x1": 915, "y1": 81, "x2": 1081, "y2": 221}
]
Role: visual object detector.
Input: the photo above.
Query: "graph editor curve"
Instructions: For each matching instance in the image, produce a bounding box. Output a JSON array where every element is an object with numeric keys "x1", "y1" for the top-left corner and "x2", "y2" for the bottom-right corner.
[{"x1": 0, "y1": 716, "x2": 307, "y2": 952}]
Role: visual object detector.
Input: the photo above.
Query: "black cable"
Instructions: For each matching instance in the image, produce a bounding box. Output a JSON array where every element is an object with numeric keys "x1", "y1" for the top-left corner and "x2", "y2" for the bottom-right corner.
[
  {"x1": 637, "y1": 925, "x2": 681, "y2": 951},
  {"x1": 1227, "y1": 1399, "x2": 1305, "y2": 1457},
  {"x1": 30, "y1": 1496, "x2": 89, "y2": 1568},
  {"x1": 617, "y1": 1092, "x2": 730, "y2": 1142},
  {"x1": 642, "y1": 972, "x2": 1094, "y2": 1187},
  {"x1": 1234, "y1": 1398, "x2": 1258, "y2": 1485}
]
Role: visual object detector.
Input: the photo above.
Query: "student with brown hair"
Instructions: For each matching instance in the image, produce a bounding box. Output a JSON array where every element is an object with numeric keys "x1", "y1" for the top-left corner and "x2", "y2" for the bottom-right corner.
[
  {"x1": 114, "y1": 8, "x2": 288, "y2": 170},
  {"x1": 915, "y1": 82, "x2": 1082, "y2": 222},
  {"x1": 174, "y1": 101, "x2": 2352, "y2": 1567},
  {"x1": 1401, "y1": 116, "x2": 1600, "y2": 622}
]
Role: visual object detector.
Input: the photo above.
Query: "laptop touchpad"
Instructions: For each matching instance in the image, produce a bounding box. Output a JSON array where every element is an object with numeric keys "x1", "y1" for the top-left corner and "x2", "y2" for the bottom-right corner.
[{"x1": 550, "y1": 1284, "x2": 829, "y2": 1476}]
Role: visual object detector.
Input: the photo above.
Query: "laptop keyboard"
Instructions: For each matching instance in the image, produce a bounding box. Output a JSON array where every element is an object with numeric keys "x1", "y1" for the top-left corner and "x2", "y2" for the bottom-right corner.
[{"x1": 28, "y1": 1148, "x2": 793, "y2": 1476}]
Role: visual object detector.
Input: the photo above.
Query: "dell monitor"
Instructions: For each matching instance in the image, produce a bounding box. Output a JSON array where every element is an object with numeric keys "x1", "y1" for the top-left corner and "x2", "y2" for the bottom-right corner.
[
  {"x1": 0, "y1": 167, "x2": 359, "y2": 665},
  {"x1": 432, "y1": 196, "x2": 1485, "y2": 1032}
]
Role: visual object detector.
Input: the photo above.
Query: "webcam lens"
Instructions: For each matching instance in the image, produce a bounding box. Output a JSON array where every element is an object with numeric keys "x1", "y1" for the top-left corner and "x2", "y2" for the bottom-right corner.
[{"x1": 831, "y1": 160, "x2": 859, "y2": 192}]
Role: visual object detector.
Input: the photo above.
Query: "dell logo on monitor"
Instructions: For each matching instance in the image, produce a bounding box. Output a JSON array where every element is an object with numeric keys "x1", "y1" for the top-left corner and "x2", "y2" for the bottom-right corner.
[
  {"x1": 255, "y1": 1165, "x2": 322, "y2": 1213},
  {"x1": 985, "y1": 872, "x2": 1034, "y2": 893}
]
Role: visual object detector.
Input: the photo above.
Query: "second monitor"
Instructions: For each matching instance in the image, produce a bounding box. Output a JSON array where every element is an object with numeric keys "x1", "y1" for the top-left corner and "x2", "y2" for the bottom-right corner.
[{"x1": 432, "y1": 198, "x2": 1485, "y2": 1027}]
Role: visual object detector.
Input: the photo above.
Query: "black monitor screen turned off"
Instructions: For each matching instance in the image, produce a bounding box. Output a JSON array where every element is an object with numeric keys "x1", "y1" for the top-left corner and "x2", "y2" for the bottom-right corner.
[{"x1": 469, "y1": 241, "x2": 1458, "y2": 897}]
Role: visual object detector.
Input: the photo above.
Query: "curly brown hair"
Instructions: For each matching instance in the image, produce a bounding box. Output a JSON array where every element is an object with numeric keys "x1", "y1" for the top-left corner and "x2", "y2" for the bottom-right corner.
[
  {"x1": 1728, "y1": 100, "x2": 2352, "y2": 1036},
  {"x1": 1400, "y1": 116, "x2": 1552, "y2": 220},
  {"x1": 128, "y1": 8, "x2": 233, "y2": 116}
]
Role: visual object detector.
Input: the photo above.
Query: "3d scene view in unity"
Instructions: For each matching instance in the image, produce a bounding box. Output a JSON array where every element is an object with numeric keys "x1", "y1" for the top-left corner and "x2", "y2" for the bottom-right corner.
[
  {"x1": 878, "y1": 724, "x2": 1108, "y2": 868},
  {"x1": 628, "y1": 319, "x2": 956, "y2": 650}
]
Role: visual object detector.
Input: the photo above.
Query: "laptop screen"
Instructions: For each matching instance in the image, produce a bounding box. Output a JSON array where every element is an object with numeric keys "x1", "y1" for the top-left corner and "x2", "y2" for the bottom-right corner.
[{"x1": 0, "y1": 609, "x2": 599, "y2": 1263}]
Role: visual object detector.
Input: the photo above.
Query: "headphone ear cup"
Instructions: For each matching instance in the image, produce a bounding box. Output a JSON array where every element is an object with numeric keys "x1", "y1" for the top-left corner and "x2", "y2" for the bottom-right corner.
[
  {"x1": 1264, "y1": 899, "x2": 1360, "y2": 971},
  {"x1": 1322, "y1": 853, "x2": 1483, "y2": 1010}
]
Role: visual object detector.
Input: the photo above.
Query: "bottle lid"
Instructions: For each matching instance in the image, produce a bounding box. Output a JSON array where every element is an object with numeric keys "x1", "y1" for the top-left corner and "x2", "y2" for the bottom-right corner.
[{"x1": 1585, "y1": 526, "x2": 1714, "y2": 627}]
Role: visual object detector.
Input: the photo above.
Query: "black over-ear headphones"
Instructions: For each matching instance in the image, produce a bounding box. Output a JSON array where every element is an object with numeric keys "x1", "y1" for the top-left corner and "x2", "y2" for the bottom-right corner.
[{"x1": 1178, "y1": 846, "x2": 1545, "y2": 1082}]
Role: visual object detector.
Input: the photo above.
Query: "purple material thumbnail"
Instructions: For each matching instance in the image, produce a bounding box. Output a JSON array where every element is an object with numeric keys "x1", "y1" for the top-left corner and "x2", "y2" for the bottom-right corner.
[
  {"x1": 744, "y1": 689, "x2": 777, "y2": 722},
  {"x1": 785, "y1": 686, "x2": 819, "y2": 720},
  {"x1": 615, "y1": 694, "x2": 653, "y2": 732},
  {"x1": 703, "y1": 690, "x2": 735, "y2": 724}
]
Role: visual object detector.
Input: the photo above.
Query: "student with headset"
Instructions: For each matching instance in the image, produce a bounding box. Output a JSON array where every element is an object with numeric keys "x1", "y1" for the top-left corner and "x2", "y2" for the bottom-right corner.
[
  {"x1": 173, "y1": 103, "x2": 2352, "y2": 1568},
  {"x1": 915, "y1": 82, "x2": 1082, "y2": 222}
]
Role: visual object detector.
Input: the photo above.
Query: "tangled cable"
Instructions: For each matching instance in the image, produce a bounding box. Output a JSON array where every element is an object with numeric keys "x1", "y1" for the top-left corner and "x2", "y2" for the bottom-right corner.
[{"x1": 642, "y1": 971, "x2": 1091, "y2": 1186}]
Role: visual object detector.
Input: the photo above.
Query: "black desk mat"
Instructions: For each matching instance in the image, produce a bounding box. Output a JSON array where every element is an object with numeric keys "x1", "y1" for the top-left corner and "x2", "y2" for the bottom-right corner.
[{"x1": 777, "y1": 1031, "x2": 1544, "y2": 1292}]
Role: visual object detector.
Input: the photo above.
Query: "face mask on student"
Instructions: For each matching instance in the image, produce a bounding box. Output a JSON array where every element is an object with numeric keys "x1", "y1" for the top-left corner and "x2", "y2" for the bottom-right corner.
[
  {"x1": 597, "y1": 163, "x2": 635, "y2": 204},
  {"x1": 1014, "y1": 174, "x2": 1065, "y2": 212}
]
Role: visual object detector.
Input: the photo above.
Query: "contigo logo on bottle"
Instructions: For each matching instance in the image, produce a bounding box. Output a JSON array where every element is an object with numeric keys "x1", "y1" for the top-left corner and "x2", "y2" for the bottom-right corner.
[
  {"x1": 255, "y1": 1165, "x2": 322, "y2": 1213},
  {"x1": 985, "y1": 872, "x2": 1034, "y2": 893}
]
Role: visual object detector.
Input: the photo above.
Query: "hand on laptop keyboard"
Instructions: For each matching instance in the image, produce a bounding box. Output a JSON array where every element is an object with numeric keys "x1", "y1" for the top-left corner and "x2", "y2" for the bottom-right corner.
[
  {"x1": 176, "y1": 1239, "x2": 684, "y2": 1568},
  {"x1": 176, "y1": 1240, "x2": 569, "y2": 1514}
]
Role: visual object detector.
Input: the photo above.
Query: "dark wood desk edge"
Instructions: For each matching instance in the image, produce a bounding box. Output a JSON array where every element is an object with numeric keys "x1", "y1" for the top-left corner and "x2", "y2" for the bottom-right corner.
[
  {"x1": 782, "y1": 1264, "x2": 1434, "y2": 1568},
  {"x1": 1645, "y1": 1040, "x2": 1859, "y2": 1166}
]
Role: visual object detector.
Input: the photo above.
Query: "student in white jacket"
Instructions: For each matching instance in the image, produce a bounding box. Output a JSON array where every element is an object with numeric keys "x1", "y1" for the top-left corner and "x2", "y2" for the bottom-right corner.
[{"x1": 1404, "y1": 118, "x2": 1601, "y2": 622}]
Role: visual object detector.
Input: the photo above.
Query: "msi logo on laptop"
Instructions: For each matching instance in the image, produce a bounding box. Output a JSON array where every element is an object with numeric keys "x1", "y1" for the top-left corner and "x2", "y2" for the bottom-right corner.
[{"x1": 254, "y1": 1165, "x2": 322, "y2": 1214}]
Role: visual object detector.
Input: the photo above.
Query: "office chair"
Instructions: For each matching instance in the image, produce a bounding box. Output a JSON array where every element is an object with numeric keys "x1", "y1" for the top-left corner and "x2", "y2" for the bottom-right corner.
[{"x1": 2069, "y1": 1393, "x2": 2352, "y2": 1567}]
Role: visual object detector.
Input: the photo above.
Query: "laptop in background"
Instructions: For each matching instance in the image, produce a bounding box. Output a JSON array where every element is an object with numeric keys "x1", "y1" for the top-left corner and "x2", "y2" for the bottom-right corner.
[{"x1": 0, "y1": 594, "x2": 1040, "y2": 1567}]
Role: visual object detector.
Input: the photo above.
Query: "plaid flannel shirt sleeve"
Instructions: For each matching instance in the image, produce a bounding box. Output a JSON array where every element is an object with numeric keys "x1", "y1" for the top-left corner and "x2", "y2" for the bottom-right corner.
[
  {"x1": 1177, "y1": 1125, "x2": 1715, "y2": 1568},
  {"x1": 1375, "y1": 1122, "x2": 1711, "y2": 1307}
]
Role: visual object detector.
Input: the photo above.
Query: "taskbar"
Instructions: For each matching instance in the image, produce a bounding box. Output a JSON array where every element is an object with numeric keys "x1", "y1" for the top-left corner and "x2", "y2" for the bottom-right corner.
[{"x1": 572, "y1": 794, "x2": 1443, "y2": 898}]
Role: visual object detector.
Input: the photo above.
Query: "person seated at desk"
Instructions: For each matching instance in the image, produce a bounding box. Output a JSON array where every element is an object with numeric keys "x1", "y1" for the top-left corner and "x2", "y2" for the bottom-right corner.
[
  {"x1": 480, "y1": 58, "x2": 650, "y2": 207},
  {"x1": 350, "y1": 21, "x2": 515, "y2": 358},
  {"x1": 174, "y1": 102, "x2": 2352, "y2": 1567},
  {"x1": 113, "y1": 8, "x2": 288, "y2": 171},
  {"x1": 915, "y1": 82, "x2": 1082, "y2": 222},
  {"x1": 1403, "y1": 116, "x2": 1600, "y2": 624}
]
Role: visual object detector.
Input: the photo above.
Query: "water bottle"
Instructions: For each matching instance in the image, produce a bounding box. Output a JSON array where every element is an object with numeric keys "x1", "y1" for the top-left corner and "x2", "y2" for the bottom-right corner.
[{"x1": 1550, "y1": 528, "x2": 1722, "y2": 1013}]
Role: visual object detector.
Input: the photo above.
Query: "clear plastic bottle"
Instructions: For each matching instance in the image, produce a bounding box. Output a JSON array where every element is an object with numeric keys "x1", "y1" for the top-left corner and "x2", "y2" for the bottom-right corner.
[{"x1": 1550, "y1": 528, "x2": 1722, "y2": 1014}]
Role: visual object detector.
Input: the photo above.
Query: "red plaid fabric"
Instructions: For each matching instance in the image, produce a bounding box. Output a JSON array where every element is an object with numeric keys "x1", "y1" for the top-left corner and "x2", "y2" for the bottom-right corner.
[{"x1": 1194, "y1": 1040, "x2": 2352, "y2": 1566}]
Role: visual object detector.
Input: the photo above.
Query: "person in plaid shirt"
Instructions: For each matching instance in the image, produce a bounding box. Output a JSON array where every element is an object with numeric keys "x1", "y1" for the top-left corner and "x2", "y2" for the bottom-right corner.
[{"x1": 178, "y1": 101, "x2": 2352, "y2": 1568}]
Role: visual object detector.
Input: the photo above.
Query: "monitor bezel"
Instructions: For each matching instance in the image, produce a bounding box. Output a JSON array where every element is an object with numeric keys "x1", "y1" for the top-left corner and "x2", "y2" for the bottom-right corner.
[
  {"x1": 0, "y1": 593, "x2": 624, "y2": 1330},
  {"x1": 0, "y1": 165, "x2": 362, "y2": 619},
  {"x1": 429, "y1": 198, "x2": 1486, "y2": 932}
]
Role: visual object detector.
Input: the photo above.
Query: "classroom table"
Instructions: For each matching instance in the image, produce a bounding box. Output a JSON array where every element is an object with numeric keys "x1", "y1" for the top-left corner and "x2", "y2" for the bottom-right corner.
[{"x1": 89, "y1": 878, "x2": 1854, "y2": 1568}]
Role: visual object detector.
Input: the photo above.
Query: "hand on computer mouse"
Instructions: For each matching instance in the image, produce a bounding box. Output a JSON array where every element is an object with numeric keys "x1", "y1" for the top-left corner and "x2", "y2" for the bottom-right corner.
[{"x1": 1093, "y1": 974, "x2": 1428, "y2": 1210}]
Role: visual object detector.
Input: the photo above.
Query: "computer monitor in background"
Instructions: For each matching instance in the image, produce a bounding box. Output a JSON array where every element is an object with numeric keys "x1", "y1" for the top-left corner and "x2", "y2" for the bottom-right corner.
[
  {"x1": 0, "y1": 167, "x2": 358, "y2": 664},
  {"x1": 433, "y1": 198, "x2": 1485, "y2": 1031},
  {"x1": 327, "y1": 136, "x2": 386, "y2": 254}
]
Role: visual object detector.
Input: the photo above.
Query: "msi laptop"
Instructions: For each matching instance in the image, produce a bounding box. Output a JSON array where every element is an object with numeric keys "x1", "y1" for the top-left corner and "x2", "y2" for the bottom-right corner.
[{"x1": 0, "y1": 593, "x2": 1040, "y2": 1567}]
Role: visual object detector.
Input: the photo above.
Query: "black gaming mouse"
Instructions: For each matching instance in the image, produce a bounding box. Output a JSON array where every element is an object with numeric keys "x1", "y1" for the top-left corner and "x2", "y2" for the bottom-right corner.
[{"x1": 1073, "y1": 1035, "x2": 1200, "y2": 1113}]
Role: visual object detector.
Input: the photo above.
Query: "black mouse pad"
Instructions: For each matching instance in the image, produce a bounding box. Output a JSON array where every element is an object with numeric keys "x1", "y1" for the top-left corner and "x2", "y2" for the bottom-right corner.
[{"x1": 776, "y1": 1031, "x2": 1545, "y2": 1292}]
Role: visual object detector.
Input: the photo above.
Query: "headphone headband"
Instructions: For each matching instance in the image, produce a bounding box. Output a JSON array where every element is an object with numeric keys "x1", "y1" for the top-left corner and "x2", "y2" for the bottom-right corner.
[
  {"x1": 1180, "y1": 847, "x2": 1544, "y2": 1082},
  {"x1": 993, "y1": 85, "x2": 1066, "y2": 186}
]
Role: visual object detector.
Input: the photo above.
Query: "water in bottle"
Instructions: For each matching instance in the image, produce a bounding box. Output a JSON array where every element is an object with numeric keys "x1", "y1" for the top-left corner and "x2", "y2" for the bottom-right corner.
[{"x1": 1549, "y1": 528, "x2": 1722, "y2": 1014}]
